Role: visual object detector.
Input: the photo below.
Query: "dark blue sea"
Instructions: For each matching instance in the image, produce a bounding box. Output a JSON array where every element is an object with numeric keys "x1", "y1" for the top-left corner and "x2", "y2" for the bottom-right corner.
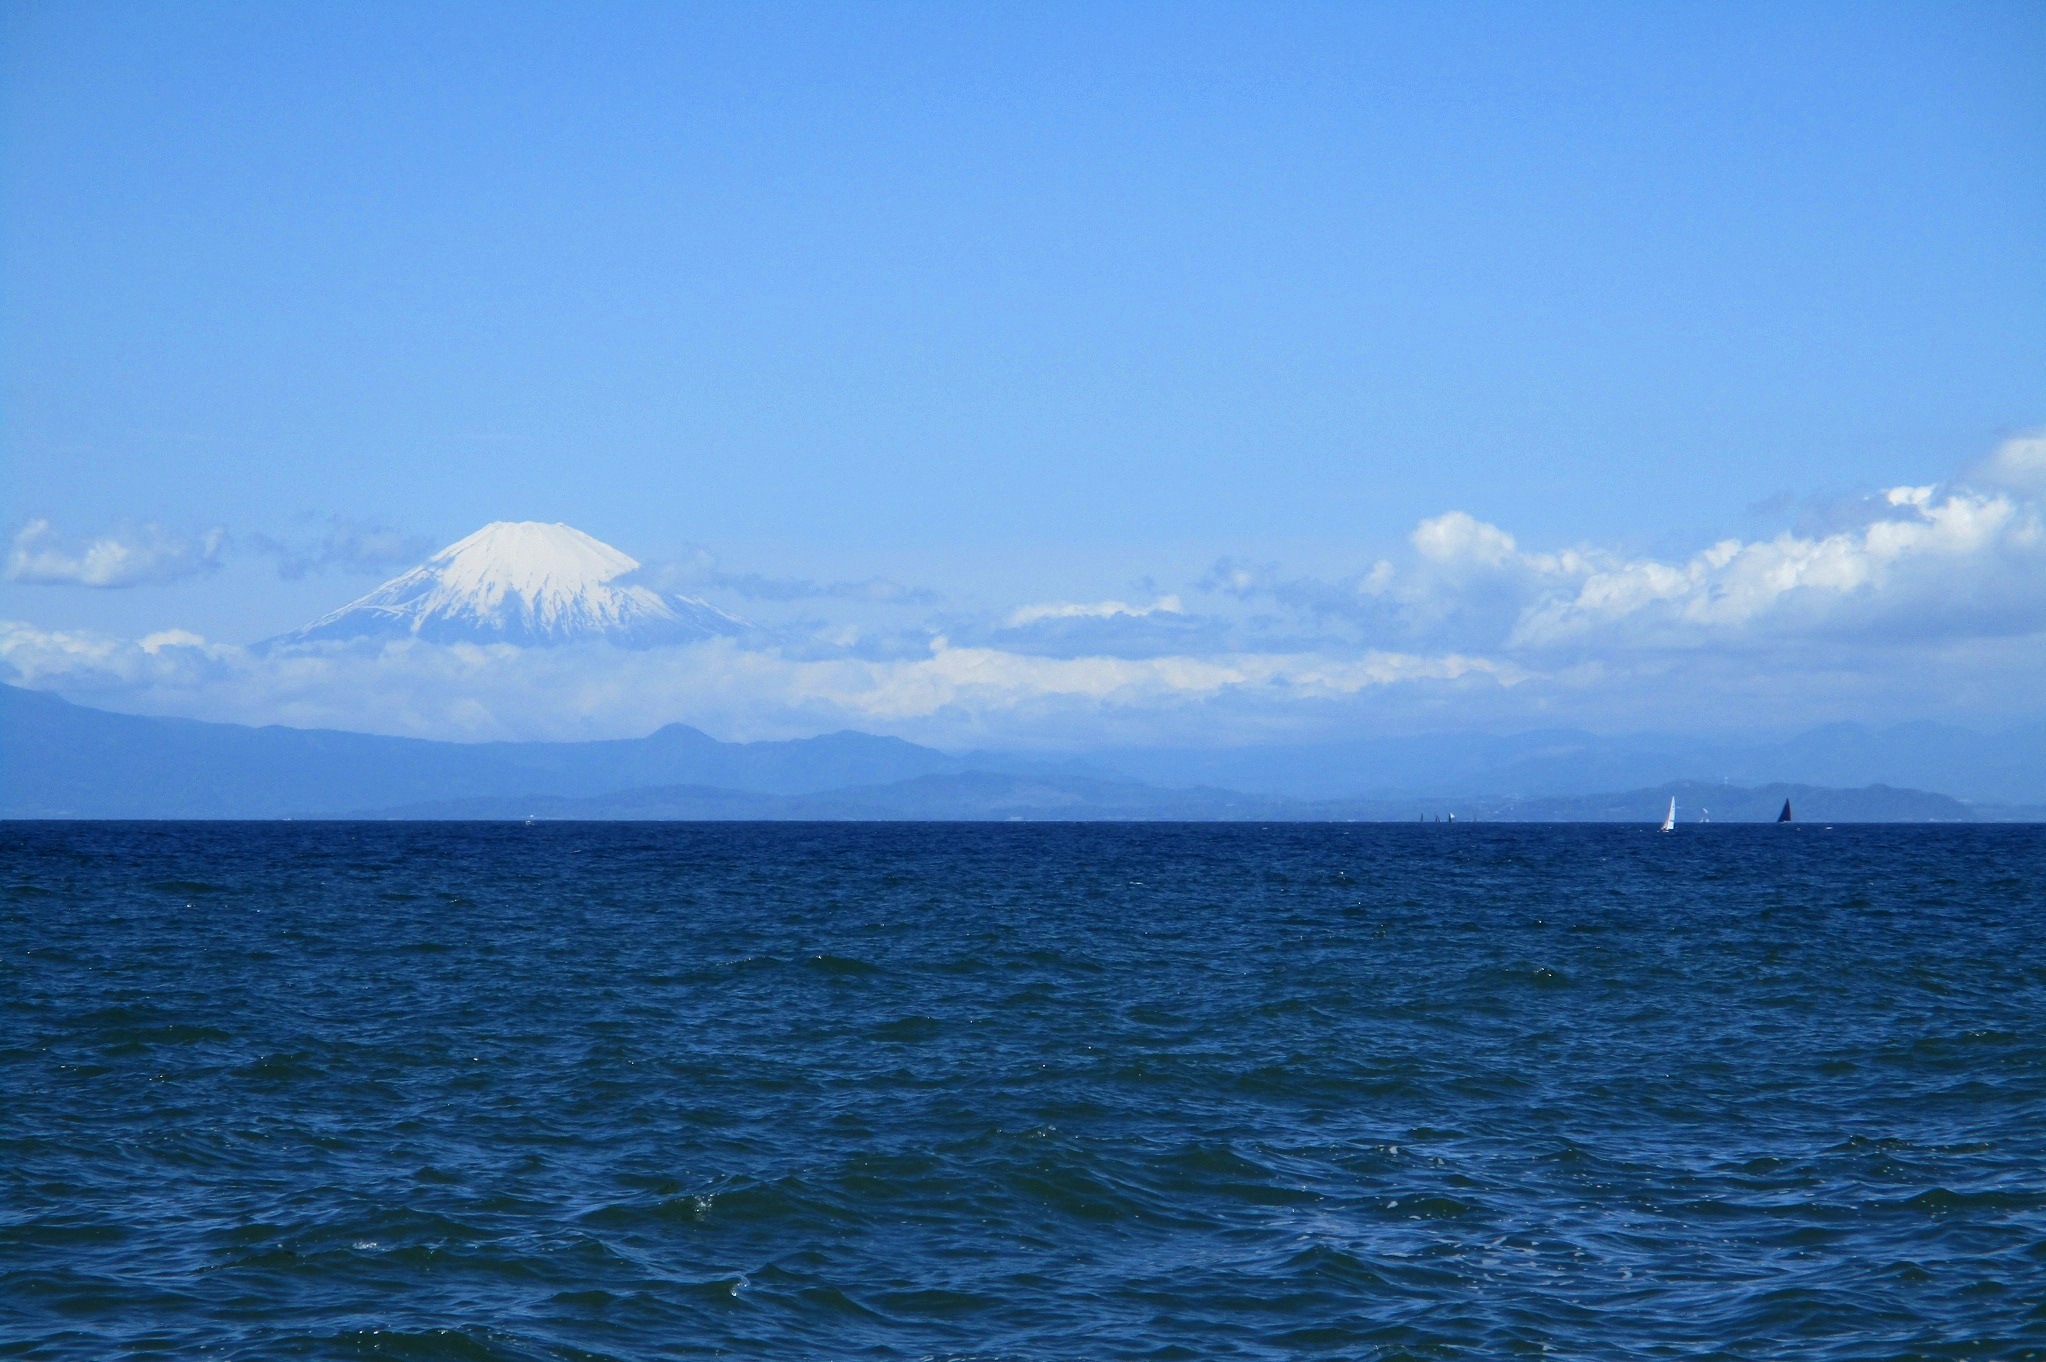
[{"x1": 4, "y1": 822, "x2": 2043, "y2": 1360}]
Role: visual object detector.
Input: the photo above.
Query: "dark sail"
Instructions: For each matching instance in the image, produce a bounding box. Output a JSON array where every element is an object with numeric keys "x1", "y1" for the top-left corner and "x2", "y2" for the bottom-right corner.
[{"x1": 1777, "y1": 798, "x2": 1793, "y2": 823}]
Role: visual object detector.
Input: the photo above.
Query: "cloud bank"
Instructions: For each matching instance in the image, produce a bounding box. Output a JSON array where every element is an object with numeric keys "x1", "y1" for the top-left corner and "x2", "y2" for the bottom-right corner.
[
  {"x1": 1208, "y1": 439, "x2": 2046, "y2": 659},
  {"x1": 6, "y1": 521, "x2": 226, "y2": 588},
  {"x1": 6, "y1": 517, "x2": 431, "y2": 587},
  {"x1": 1005, "y1": 596, "x2": 1184, "y2": 628},
  {"x1": 5, "y1": 436, "x2": 2041, "y2": 745},
  {"x1": 0, "y1": 622, "x2": 1525, "y2": 746}
]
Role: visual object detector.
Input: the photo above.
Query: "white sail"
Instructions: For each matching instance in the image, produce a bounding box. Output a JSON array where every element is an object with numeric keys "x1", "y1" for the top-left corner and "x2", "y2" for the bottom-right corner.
[{"x1": 1659, "y1": 797, "x2": 1676, "y2": 832}]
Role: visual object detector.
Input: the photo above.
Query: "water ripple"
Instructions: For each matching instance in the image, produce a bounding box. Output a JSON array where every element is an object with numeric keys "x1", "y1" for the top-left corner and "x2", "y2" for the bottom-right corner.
[{"x1": 2, "y1": 821, "x2": 2043, "y2": 1359}]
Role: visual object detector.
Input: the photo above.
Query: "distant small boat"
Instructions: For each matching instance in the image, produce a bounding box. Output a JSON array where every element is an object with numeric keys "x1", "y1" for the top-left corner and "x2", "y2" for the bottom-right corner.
[
  {"x1": 1659, "y1": 797, "x2": 1676, "y2": 832},
  {"x1": 1777, "y1": 798, "x2": 1793, "y2": 824}
]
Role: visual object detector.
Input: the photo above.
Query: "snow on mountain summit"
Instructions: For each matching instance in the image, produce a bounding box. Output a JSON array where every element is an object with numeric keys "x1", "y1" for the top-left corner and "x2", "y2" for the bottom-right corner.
[{"x1": 271, "y1": 521, "x2": 746, "y2": 648}]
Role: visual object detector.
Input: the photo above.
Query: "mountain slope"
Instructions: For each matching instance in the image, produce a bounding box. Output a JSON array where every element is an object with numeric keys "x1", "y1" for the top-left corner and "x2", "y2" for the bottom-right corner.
[
  {"x1": 1482, "y1": 781, "x2": 1976, "y2": 823},
  {"x1": 1102, "y1": 722, "x2": 2046, "y2": 805},
  {"x1": 360, "y1": 775, "x2": 1987, "y2": 823},
  {"x1": 1, "y1": 685, "x2": 2025, "y2": 821},
  {"x1": 0, "y1": 684, "x2": 526, "y2": 818},
  {"x1": 0, "y1": 685, "x2": 978, "y2": 817},
  {"x1": 267, "y1": 521, "x2": 745, "y2": 648},
  {"x1": 360, "y1": 772, "x2": 1298, "y2": 820}
]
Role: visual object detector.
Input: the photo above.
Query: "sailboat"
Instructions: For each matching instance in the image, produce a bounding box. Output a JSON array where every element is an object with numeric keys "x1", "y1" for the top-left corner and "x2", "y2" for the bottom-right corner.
[
  {"x1": 1777, "y1": 798, "x2": 1793, "y2": 824},
  {"x1": 1659, "y1": 797, "x2": 1676, "y2": 832}
]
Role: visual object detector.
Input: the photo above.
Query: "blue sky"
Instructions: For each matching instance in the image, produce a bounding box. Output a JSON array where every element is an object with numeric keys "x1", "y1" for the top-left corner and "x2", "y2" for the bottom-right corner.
[{"x1": 3, "y1": 2, "x2": 2043, "y2": 745}]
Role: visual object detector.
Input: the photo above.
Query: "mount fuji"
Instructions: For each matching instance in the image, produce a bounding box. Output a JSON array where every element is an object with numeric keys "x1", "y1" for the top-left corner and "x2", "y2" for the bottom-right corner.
[{"x1": 268, "y1": 521, "x2": 746, "y2": 648}]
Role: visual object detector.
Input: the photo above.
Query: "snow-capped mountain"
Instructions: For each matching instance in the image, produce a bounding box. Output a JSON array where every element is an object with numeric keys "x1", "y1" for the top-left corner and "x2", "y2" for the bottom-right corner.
[{"x1": 269, "y1": 521, "x2": 746, "y2": 648}]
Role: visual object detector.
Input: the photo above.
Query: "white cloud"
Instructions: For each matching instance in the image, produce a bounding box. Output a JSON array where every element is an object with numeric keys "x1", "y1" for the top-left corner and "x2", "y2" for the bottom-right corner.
[
  {"x1": 6, "y1": 520, "x2": 226, "y2": 587},
  {"x1": 139, "y1": 629, "x2": 213, "y2": 653},
  {"x1": 7, "y1": 437, "x2": 2042, "y2": 745},
  {"x1": 802, "y1": 638, "x2": 1518, "y2": 726},
  {"x1": 1213, "y1": 456, "x2": 2045, "y2": 660},
  {"x1": 1508, "y1": 483, "x2": 2043, "y2": 646},
  {"x1": 0, "y1": 621, "x2": 1526, "y2": 745},
  {"x1": 1970, "y1": 431, "x2": 2046, "y2": 498},
  {"x1": 0, "y1": 621, "x2": 238, "y2": 692},
  {"x1": 1411, "y1": 511, "x2": 1520, "y2": 568},
  {"x1": 1004, "y1": 596, "x2": 1184, "y2": 627}
]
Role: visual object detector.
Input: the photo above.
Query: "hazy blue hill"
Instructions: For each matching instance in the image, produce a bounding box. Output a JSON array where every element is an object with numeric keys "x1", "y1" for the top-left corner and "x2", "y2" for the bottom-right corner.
[
  {"x1": 2, "y1": 683, "x2": 2027, "y2": 821},
  {"x1": 1482, "y1": 780, "x2": 1975, "y2": 823},
  {"x1": 367, "y1": 784, "x2": 792, "y2": 821},
  {"x1": 464, "y1": 724, "x2": 971, "y2": 797},
  {"x1": 357, "y1": 775, "x2": 1979, "y2": 824},
  {"x1": 1713, "y1": 722, "x2": 2046, "y2": 805},
  {"x1": 366, "y1": 771, "x2": 1292, "y2": 821},
  {"x1": 0, "y1": 685, "x2": 975, "y2": 817},
  {"x1": 0, "y1": 685, "x2": 530, "y2": 818},
  {"x1": 1104, "y1": 723, "x2": 2046, "y2": 805}
]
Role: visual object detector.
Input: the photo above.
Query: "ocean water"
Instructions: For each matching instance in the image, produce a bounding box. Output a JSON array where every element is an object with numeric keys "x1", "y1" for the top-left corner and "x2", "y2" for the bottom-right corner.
[{"x1": 3, "y1": 822, "x2": 2043, "y2": 1361}]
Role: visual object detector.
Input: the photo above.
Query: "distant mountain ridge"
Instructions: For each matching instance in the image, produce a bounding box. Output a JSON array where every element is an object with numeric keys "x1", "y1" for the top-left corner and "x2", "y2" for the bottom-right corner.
[
  {"x1": 2, "y1": 685, "x2": 2037, "y2": 821},
  {"x1": 364, "y1": 771, "x2": 1278, "y2": 821},
  {"x1": 1102, "y1": 721, "x2": 2046, "y2": 806},
  {"x1": 362, "y1": 775, "x2": 1991, "y2": 823},
  {"x1": 1472, "y1": 781, "x2": 1978, "y2": 824},
  {"x1": 0, "y1": 684, "x2": 1016, "y2": 818},
  {"x1": 267, "y1": 521, "x2": 745, "y2": 648}
]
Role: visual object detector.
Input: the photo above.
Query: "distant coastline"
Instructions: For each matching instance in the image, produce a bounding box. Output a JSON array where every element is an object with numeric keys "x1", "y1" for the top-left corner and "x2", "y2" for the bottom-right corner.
[
  {"x1": 353, "y1": 776, "x2": 2008, "y2": 824},
  {"x1": 5, "y1": 684, "x2": 2041, "y2": 823}
]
